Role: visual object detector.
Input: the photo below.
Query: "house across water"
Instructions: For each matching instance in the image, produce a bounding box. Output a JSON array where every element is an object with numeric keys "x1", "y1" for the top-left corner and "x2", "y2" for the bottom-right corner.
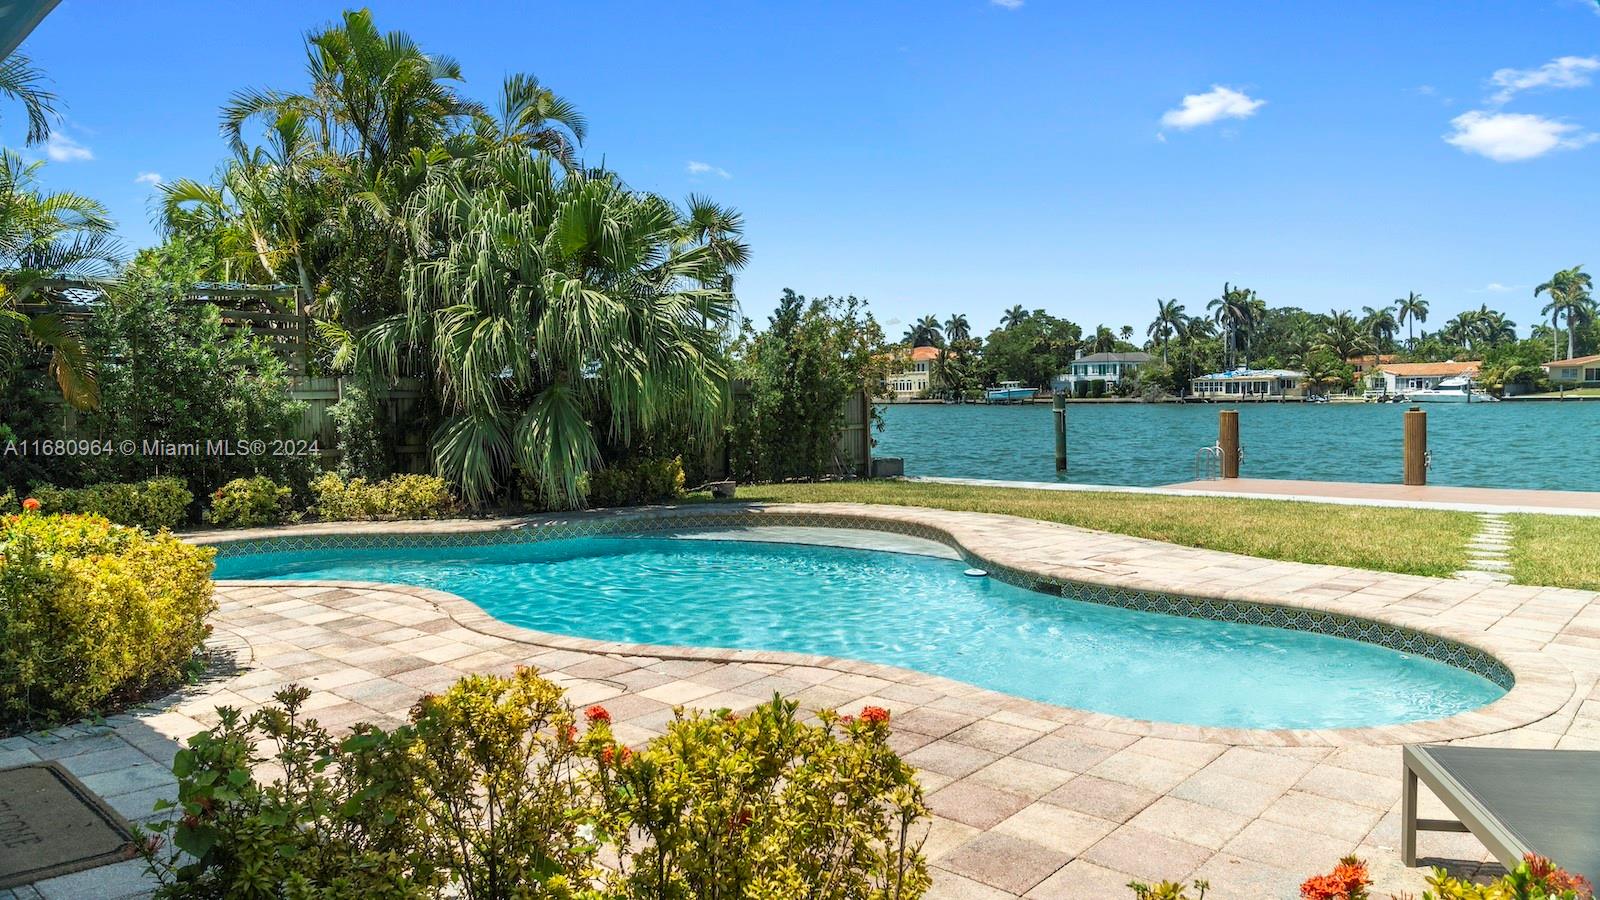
[
  {"x1": 882, "y1": 345, "x2": 940, "y2": 401},
  {"x1": 1542, "y1": 354, "x2": 1600, "y2": 389},
  {"x1": 1369, "y1": 361, "x2": 1480, "y2": 396},
  {"x1": 1189, "y1": 368, "x2": 1306, "y2": 399},
  {"x1": 1052, "y1": 351, "x2": 1152, "y2": 393}
]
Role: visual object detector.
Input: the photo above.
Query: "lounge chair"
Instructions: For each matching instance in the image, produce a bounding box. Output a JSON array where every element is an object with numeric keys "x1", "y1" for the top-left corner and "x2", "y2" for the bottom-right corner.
[{"x1": 1402, "y1": 744, "x2": 1600, "y2": 882}]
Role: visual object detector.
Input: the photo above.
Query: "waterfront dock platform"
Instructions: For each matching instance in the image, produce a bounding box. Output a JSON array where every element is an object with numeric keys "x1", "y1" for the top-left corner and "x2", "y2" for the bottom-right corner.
[{"x1": 910, "y1": 476, "x2": 1600, "y2": 517}]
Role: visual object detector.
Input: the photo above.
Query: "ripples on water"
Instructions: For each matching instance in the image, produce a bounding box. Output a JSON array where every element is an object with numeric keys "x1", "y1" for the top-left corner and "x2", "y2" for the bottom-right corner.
[
  {"x1": 216, "y1": 537, "x2": 1506, "y2": 729},
  {"x1": 875, "y1": 401, "x2": 1600, "y2": 490}
]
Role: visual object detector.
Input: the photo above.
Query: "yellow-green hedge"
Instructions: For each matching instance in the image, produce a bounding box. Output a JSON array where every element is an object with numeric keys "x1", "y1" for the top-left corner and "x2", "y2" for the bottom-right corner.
[
  {"x1": 0, "y1": 512, "x2": 216, "y2": 731},
  {"x1": 310, "y1": 472, "x2": 457, "y2": 521},
  {"x1": 25, "y1": 477, "x2": 193, "y2": 531}
]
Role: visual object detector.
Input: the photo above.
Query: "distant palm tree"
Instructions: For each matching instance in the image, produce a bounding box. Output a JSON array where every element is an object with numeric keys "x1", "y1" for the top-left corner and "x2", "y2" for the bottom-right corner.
[
  {"x1": 1147, "y1": 298, "x2": 1186, "y2": 362},
  {"x1": 943, "y1": 313, "x2": 970, "y2": 342},
  {"x1": 1207, "y1": 283, "x2": 1256, "y2": 369},
  {"x1": 1441, "y1": 312, "x2": 1474, "y2": 350},
  {"x1": 1536, "y1": 266, "x2": 1593, "y2": 361},
  {"x1": 1360, "y1": 305, "x2": 1398, "y2": 357},
  {"x1": 1471, "y1": 305, "x2": 1517, "y2": 348},
  {"x1": 1396, "y1": 292, "x2": 1428, "y2": 349},
  {"x1": 1088, "y1": 324, "x2": 1117, "y2": 354},
  {"x1": 902, "y1": 314, "x2": 943, "y2": 347},
  {"x1": 1000, "y1": 305, "x2": 1030, "y2": 329},
  {"x1": 1319, "y1": 309, "x2": 1371, "y2": 362}
]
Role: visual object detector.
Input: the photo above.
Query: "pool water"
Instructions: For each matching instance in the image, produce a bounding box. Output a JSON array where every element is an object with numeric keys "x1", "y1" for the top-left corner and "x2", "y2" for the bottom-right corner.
[{"x1": 215, "y1": 535, "x2": 1507, "y2": 729}]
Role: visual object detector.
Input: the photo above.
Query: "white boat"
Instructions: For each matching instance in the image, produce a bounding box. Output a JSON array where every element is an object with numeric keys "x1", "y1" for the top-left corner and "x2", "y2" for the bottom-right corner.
[
  {"x1": 985, "y1": 381, "x2": 1037, "y2": 402},
  {"x1": 1404, "y1": 375, "x2": 1499, "y2": 403}
]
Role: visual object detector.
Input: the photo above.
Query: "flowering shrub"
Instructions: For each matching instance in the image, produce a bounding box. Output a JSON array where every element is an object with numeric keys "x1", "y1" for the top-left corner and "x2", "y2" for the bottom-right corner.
[
  {"x1": 1421, "y1": 854, "x2": 1594, "y2": 899},
  {"x1": 1301, "y1": 856, "x2": 1371, "y2": 900},
  {"x1": 0, "y1": 513, "x2": 215, "y2": 731},
  {"x1": 310, "y1": 472, "x2": 458, "y2": 521},
  {"x1": 142, "y1": 671, "x2": 930, "y2": 900},
  {"x1": 1129, "y1": 879, "x2": 1209, "y2": 899},
  {"x1": 205, "y1": 475, "x2": 293, "y2": 527},
  {"x1": 26, "y1": 477, "x2": 192, "y2": 530}
]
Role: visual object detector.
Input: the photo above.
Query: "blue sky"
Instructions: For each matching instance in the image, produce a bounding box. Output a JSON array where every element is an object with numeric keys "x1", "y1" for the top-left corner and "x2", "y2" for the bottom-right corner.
[{"x1": 9, "y1": 0, "x2": 1600, "y2": 336}]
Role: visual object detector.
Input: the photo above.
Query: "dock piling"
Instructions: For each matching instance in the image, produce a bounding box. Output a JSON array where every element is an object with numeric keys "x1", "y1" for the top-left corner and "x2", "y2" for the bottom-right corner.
[
  {"x1": 1219, "y1": 409, "x2": 1240, "y2": 479},
  {"x1": 1403, "y1": 406, "x2": 1427, "y2": 486},
  {"x1": 1053, "y1": 391, "x2": 1067, "y2": 472}
]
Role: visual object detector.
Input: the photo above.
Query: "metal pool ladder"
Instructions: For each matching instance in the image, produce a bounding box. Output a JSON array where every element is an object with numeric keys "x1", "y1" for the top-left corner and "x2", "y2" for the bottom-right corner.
[{"x1": 1193, "y1": 443, "x2": 1222, "y2": 480}]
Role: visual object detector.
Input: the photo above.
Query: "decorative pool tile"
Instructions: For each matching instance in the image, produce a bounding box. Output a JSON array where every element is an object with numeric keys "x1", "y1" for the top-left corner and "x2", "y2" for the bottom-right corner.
[{"x1": 207, "y1": 508, "x2": 1515, "y2": 689}]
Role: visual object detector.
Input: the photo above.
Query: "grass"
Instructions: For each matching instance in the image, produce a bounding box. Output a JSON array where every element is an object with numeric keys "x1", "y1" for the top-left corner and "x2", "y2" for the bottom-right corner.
[
  {"x1": 1508, "y1": 514, "x2": 1600, "y2": 591},
  {"x1": 1514, "y1": 387, "x2": 1600, "y2": 398},
  {"x1": 706, "y1": 480, "x2": 1480, "y2": 579}
]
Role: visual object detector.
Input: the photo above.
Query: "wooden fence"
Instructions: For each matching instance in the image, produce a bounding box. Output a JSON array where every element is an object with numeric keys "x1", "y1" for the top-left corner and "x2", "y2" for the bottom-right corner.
[{"x1": 288, "y1": 377, "x2": 431, "y2": 472}]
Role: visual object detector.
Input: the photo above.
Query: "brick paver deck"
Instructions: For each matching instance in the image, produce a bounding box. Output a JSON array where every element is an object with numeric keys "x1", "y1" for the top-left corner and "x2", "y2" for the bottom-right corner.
[{"x1": 7, "y1": 503, "x2": 1600, "y2": 899}]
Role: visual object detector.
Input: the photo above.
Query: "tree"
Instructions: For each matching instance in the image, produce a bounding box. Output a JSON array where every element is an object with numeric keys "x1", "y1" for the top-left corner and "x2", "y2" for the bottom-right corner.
[
  {"x1": 1118, "y1": 324, "x2": 1134, "y2": 342},
  {"x1": 1536, "y1": 266, "x2": 1593, "y2": 361},
  {"x1": 931, "y1": 337, "x2": 981, "y2": 400},
  {"x1": 1147, "y1": 298, "x2": 1185, "y2": 362},
  {"x1": 1087, "y1": 324, "x2": 1116, "y2": 354},
  {"x1": 1207, "y1": 283, "x2": 1258, "y2": 369},
  {"x1": 902, "y1": 314, "x2": 942, "y2": 348},
  {"x1": 1318, "y1": 309, "x2": 1370, "y2": 362},
  {"x1": 1470, "y1": 305, "x2": 1517, "y2": 349},
  {"x1": 943, "y1": 313, "x2": 970, "y2": 342},
  {"x1": 0, "y1": 152, "x2": 124, "y2": 409},
  {"x1": 981, "y1": 313, "x2": 1080, "y2": 387},
  {"x1": 0, "y1": 52, "x2": 57, "y2": 145},
  {"x1": 1000, "y1": 304, "x2": 1029, "y2": 329},
  {"x1": 1396, "y1": 292, "x2": 1427, "y2": 348},
  {"x1": 1360, "y1": 304, "x2": 1398, "y2": 358},
  {"x1": 369, "y1": 149, "x2": 744, "y2": 507}
]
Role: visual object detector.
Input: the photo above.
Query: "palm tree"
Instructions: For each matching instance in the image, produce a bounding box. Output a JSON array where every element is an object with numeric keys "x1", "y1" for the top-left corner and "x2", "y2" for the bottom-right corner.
[
  {"x1": 1318, "y1": 310, "x2": 1371, "y2": 362},
  {"x1": 1087, "y1": 324, "x2": 1116, "y2": 354},
  {"x1": 1470, "y1": 305, "x2": 1517, "y2": 348},
  {"x1": 1396, "y1": 292, "x2": 1427, "y2": 349},
  {"x1": 1000, "y1": 305, "x2": 1029, "y2": 329},
  {"x1": 368, "y1": 148, "x2": 742, "y2": 507},
  {"x1": 1207, "y1": 283, "x2": 1256, "y2": 369},
  {"x1": 1147, "y1": 298, "x2": 1186, "y2": 362},
  {"x1": 0, "y1": 52, "x2": 58, "y2": 145},
  {"x1": 1536, "y1": 266, "x2": 1593, "y2": 361},
  {"x1": 1440, "y1": 312, "x2": 1475, "y2": 350},
  {"x1": 0, "y1": 152, "x2": 124, "y2": 408},
  {"x1": 1360, "y1": 304, "x2": 1398, "y2": 358},
  {"x1": 902, "y1": 315, "x2": 942, "y2": 347},
  {"x1": 475, "y1": 72, "x2": 587, "y2": 168},
  {"x1": 943, "y1": 313, "x2": 970, "y2": 342}
]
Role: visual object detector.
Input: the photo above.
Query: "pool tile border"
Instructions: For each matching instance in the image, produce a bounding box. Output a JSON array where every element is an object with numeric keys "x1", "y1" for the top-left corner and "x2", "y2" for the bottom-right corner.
[{"x1": 195, "y1": 503, "x2": 1576, "y2": 746}]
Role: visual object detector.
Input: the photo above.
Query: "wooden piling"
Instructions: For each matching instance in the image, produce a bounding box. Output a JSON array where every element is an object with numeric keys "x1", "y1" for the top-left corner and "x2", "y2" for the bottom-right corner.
[
  {"x1": 1219, "y1": 409, "x2": 1240, "y2": 479},
  {"x1": 1053, "y1": 391, "x2": 1067, "y2": 472},
  {"x1": 1403, "y1": 406, "x2": 1427, "y2": 486}
]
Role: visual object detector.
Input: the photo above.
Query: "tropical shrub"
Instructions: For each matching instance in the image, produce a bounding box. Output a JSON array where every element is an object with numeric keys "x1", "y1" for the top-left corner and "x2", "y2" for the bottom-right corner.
[
  {"x1": 1419, "y1": 854, "x2": 1594, "y2": 899},
  {"x1": 1089, "y1": 378, "x2": 1106, "y2": 398},
  {"x1": 27, "y1": 477, "x2": 192, "y2": 530},
  {"x1": 206, "y1": 476, "x2": 293, "y2": 528},
  {"x1": 309, "y1": 472, "x2": 457, "y2": 521},
  {"x1": 583, "y1": 456, "x2": 685, "y2": 508},
  {"x1": 730, "y1": 289, "x2": 887, "y2": 483},
  {"x1": 141, "y1": 670, "x2": 930, "y2": 900},
  {"x1": 1128, "y1": 880, "x2": 1209, "y2": 899},
  {"x1": 0, "y1": 512, "x2": 215, "y2": 731},
  {"x1": 326, "y1": 379, "x2": 393, "y2": 479},
  {"x1": 1299, "y1": 855, "x2": 1371, "y2": 899},
  {"x1": 1073, "y1": 378, "x2": 1089, "y2": 399}
]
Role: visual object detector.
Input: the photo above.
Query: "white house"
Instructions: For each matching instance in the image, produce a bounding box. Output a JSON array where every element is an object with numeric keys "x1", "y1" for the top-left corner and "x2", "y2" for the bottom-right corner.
[
  {"x1": 1052, "y1": 351, "x2": 1152, "y2": 392},
  {"x1": 1370, "y1": 361, "x2": 1480, "y2": 395},
  {"x1": 1189, "y1": 368, "x2": 1306, "y2": 399}
]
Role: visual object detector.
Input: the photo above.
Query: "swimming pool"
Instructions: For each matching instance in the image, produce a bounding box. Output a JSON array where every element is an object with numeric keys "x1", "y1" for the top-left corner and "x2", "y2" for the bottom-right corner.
[{"x1": 214, "y1": 533, "x2": 1507, "y2": 730}]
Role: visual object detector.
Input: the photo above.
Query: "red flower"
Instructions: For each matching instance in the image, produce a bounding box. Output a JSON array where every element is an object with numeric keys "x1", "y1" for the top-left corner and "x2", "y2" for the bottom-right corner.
[
  {"x1": 1525, "y1": 854, "x2": 1594, "y2": 898},
  {"x1": 728, "y1": 807, "x2": 753, "y2": 832},
  {"x1": 859, "y1": 706, "x2": 890, "y2": 726},
  {"x1": 560, "y1": 724, "x2": 578, "y2": 743},
  {"x1": 585, "y1": 705, "x2": 612, "y2": 725},
  {"x1": 1300, "y1": 857, "x2": 1370, "y2": 900},
  {"x1": 21, "y1": 497, "x2": 40, "y2": 512},
  {"x1": 601, "y1": 745, "x2": 614, "y2": 765}
]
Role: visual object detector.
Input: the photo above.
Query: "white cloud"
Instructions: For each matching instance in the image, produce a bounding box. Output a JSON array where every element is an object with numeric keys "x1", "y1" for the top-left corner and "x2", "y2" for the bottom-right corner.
[
  {"x1": 990, "y1": 0, "x2": 1024, "y2": 8},
  {"x1": 134, "y1": 171, "x2": 163, "y2": 185},
  {"x1": 1472, "y1": 282, "x2": 1521, "y2": 293},
  {"x1": 1159, "y1": 86, "x2": 1265, "y2": 130},
  {"x1": 686, "y1": 160, "x2": 730, "y2": 179},
  {"x1": 1444, "y1": 110, "x2": 1597, "y2": 161},
  {"x1": 1488, "y1": 55, "x2": 1600, "y2": 105},
  {"x1": 44, "y1": 132, "x2": 93, "y2": 162}
]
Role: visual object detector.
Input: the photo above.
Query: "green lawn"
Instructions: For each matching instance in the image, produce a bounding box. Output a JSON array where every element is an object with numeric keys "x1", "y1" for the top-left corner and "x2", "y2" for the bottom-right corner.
[
  {"x1": 1512, "y1": 388, "x2": 1600, "y2": 398},
  {"x1": 1508, "y1": 514, "x2": 1600, "y2": 591},
  {"x1": 703, "y1": 480, "x2": 1480, "y2": 579}
]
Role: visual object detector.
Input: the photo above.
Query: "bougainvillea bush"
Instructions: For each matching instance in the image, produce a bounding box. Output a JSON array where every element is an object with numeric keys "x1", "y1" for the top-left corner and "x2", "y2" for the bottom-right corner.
[
  {"x1": 141, "y1": 668, "x2": 929, "y2": 900},
  {"x1": 0, "y1": 510, "x2": 215, "y2": 731}
]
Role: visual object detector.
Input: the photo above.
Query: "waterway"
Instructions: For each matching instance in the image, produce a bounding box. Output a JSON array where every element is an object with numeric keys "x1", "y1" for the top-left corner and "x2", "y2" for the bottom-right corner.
[{"x1": 874, "y1": 401, "x2": 1600, "y2": 491}]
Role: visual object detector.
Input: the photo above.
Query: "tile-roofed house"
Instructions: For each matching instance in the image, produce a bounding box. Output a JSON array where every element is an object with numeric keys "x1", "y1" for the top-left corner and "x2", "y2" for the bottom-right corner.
[
  {"x1": 1542, "y1": 354, "x2": 1600, "y2": 388},
  {"x1": 1371, "y1": 360, "x2": 1480, "y2": 395},
  {"x1": 881, "y1": 344, "x2": 941, "y2": 400}
]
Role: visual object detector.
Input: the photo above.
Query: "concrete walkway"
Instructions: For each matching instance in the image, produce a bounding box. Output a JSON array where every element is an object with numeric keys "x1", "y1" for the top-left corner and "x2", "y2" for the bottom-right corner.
[
  {"x1": 909, "y1": 475, "x2": 1600, "y2": 517},
  {"x1": 8, "y1": 503, "x2": 1600, "y2": 899}
]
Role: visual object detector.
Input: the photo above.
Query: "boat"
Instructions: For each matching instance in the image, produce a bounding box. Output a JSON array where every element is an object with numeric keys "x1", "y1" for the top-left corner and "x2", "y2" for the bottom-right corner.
[
  {"x1": 1404, "y1": 375, "x2": 1499, "y2": 403},
  {"x1": 984, "y1": 381, "x2": 1038, "y2": 403}
]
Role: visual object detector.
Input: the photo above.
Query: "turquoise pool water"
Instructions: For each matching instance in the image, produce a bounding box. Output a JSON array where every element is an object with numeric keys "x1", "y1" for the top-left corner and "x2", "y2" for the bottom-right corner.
[
  {"x1": 877, "y1": 401, "x2": 1600, "y2": 490},
  {"x1": 215, "y1": 535, "x2": 1506, "y2": 729}
]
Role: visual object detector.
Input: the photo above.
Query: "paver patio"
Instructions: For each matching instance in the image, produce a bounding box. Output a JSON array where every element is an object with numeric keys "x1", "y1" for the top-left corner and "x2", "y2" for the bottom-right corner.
[{"x1": 7, "y1": 502, "x2": 1600, "y2": 899}]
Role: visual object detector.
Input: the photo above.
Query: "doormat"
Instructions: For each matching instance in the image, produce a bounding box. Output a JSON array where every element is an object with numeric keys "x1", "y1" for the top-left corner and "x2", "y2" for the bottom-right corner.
[{"x1": 0, "y1": 762, "x2": 136, "y2": 889}]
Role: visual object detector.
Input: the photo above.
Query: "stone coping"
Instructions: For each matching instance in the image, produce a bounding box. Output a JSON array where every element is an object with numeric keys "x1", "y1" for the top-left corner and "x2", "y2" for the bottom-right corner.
[{"x1": 195, "y1": 502, "x2": 1579, "y2": 747}]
